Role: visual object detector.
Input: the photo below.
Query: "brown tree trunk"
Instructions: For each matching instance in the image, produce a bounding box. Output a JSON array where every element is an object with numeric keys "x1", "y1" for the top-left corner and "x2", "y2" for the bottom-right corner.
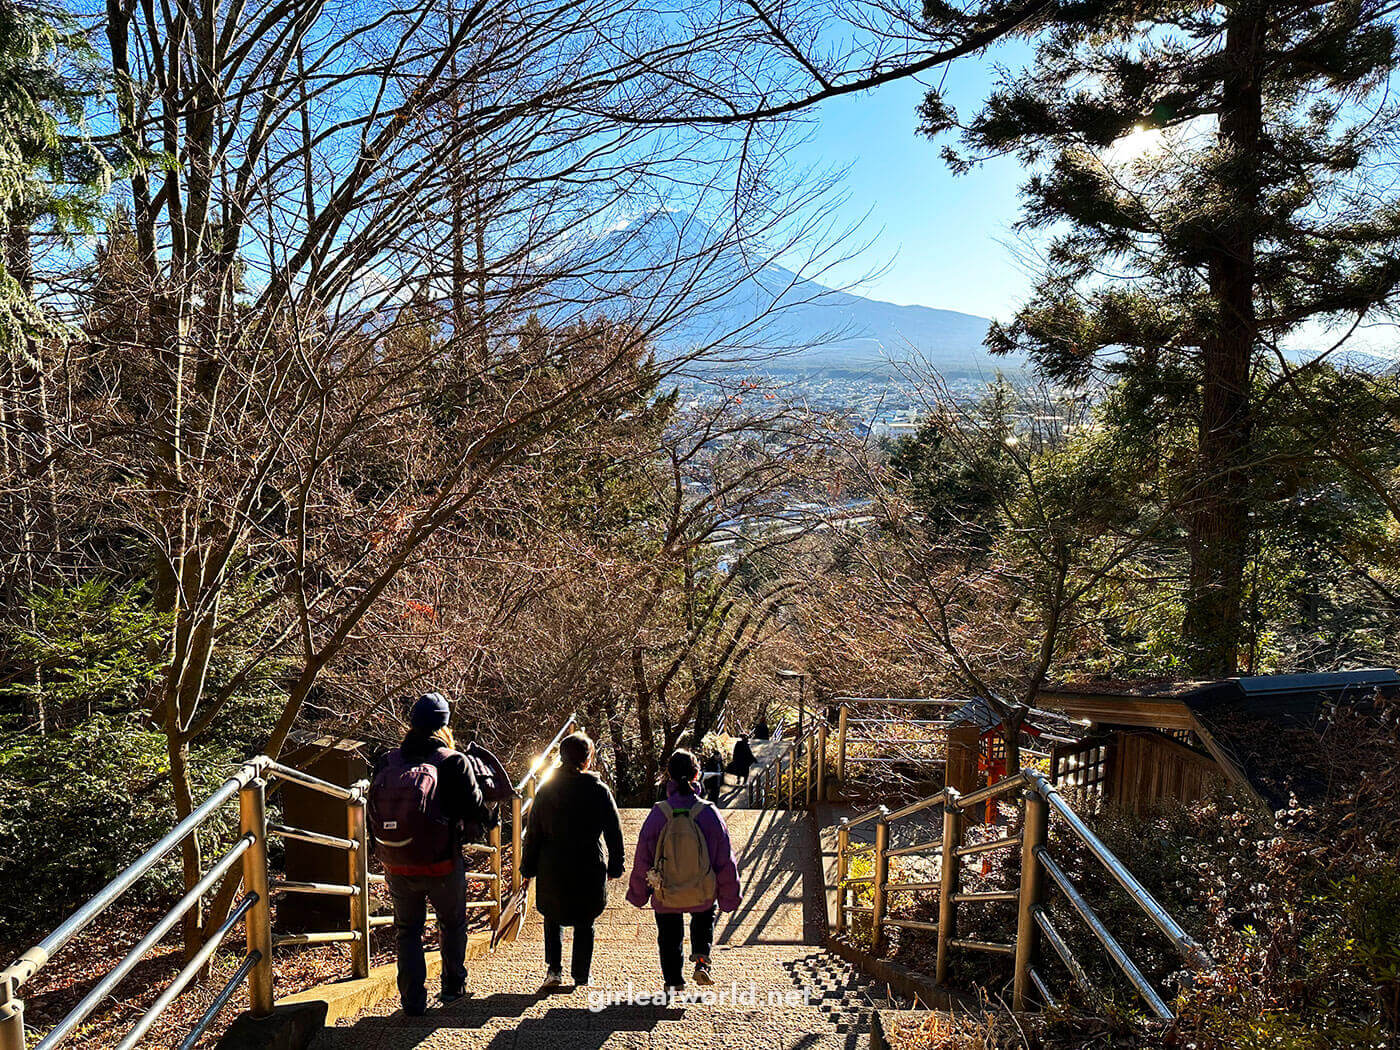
[
  {"x1": 632, "y1": 646, "x2": 660, "y2": 797},
  {"x1": 1182, "y1": 7, "x2": 1263, "y2": 677},
  {"x1": 166, "y1": 734, "x2": 204, "y2": 960}
]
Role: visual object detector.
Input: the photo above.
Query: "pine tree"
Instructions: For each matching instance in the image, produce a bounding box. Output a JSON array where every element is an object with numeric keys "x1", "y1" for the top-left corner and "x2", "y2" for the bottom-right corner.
[
  {"x1": 0, "y1": 0, "x2": 106, "y2": 347},
  {"x1": 920, "y1": 2, "x2": 1400, "y2": 674}
]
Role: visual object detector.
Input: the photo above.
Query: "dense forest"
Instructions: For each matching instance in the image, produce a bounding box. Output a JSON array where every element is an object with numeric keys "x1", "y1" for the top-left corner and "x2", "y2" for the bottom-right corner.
[{"x1": 3, "y1": 0, "x2": 1400, "y2": 1046}]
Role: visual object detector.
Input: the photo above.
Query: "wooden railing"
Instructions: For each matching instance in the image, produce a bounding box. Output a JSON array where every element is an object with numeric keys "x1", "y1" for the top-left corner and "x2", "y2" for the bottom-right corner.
[
  {"x1": 830, "y1": 697, "x2": 964, "y2": 787},
  {"x1": 744, "y1": 719, "x2": 826, "y2": 809}
]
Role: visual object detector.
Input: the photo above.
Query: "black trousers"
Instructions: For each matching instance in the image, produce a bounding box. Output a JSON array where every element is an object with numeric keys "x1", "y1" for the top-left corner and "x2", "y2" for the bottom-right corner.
[
  {"x1": 543, "y1": 919, "x2": 596, "y2": 983},
  {"x1": 654, "y1": 906, "x2": 716, "y2": 987},
  {"x1": 385, "y1": 861, "x2": 468, "y2": 1013}
]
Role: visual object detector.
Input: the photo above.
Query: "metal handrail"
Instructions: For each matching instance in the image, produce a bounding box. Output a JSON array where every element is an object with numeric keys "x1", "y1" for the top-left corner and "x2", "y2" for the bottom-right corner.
[
  {"x1": 32, "y1": 834, "x2": 255, "y2": 1048},
  {"x1": 516, "y1": 713, "x2": 578, "y2": 795},
  {"x1": 264, "y1": 760, "x2": 361, "y2": 801},
  {"x1": 831, "y1": 697, "x2": 966, "y2": 706},
  {"x1": 1, "y1": 757, "x2": 268, "y2": 997},
  {"x1": 1, "y1": 711, "x2": 591, "y2": 1050},
  {"x1": 111, "y1": 895, "x2": 260, "y2": 1050},
  {"x1": 824, "y1": 760, "x2": 1213, "y2": 1020},
  {"x1": 1024, "y1": 769, "x2": 1210, "y2": 969},
  {"x1": 1036, "y1": 849, "x2": 1174, "y2": 1019}
]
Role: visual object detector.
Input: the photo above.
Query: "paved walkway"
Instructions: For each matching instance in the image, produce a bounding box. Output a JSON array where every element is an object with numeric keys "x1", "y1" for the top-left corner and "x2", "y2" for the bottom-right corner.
[
  {"x1": 314, "y1": 808, "x2": 901, "y2": 1049},
  {"x1": 716, "y1": 739, "x2": 792, "y2": 807}
]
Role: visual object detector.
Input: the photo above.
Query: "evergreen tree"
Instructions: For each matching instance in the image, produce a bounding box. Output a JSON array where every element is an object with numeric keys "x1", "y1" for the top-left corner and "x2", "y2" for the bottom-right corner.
[
  {"x1": 920, "y1": 1, "x2": 1400, "y2": 674},
  {"x1": 0, "y1": 0, "x2": 106, "y2": 347}
]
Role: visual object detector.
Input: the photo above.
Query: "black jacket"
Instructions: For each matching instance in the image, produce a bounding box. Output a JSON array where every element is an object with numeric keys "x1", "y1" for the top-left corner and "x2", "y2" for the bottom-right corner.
[
  {"x1": 519, "y1": 768, "x2": 625, "y2": 925},
  {"x1": 727, "y1": 737, "x2": 757, "y2": 778},
  {"x1": 372, "y1": 731, "x2": 487, "y2": 857}
]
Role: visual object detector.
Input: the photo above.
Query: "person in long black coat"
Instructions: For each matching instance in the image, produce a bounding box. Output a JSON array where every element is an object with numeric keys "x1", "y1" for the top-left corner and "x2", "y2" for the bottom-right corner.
[
  {"x1": 519, "y1": 731, "x2": 625, "y2": 987},
  {"x1": 726, "y1": 736, "x2": 757, "y2": 782}
]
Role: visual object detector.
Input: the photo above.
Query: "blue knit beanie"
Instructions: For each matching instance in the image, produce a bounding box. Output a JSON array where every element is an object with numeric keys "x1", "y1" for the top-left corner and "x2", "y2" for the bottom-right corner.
[{"x1": 410, "y1": 692, "x2": 450, "y2": 731}]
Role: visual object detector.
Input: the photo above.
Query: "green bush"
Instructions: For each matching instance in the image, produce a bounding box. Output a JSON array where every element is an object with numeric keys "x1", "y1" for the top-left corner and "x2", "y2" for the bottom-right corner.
[
  {"x1": 0, "y1": 579, "x2": 269, "y2": 951},
  {"x1": 0, "y1": 714, "x2": 177, "y2": 947}
]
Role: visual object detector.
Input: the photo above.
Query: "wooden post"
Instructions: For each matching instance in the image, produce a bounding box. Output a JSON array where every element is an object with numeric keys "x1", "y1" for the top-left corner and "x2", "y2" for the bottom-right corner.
[
  {"x1": 241, "y1": 777, "x2": 274, "y2": 1016},
  {"x1": 835, "y1": 819, "x2": 849, "y2": 935},
  {"x1": 936, "y1": 792, "x2": 962, "y2": 985},
  {"x1": 945, "y1": 723, "x2": 981, "y2": 825},
  {"x1": 1013, "y1": 789, "x2": 1049, "y2": 1010},
  {"x1": 871, "y1": 809, "x2": 890, "y2": 955},
  {"x1": 346, "y1": 787, "x2": 371, "y2": 980},
  {"x1": 786, "y1": 745, "x2": 795, "y2": 808},
  {"x1": 836, "y1": 705, "x2": 849, "y2": 791},
  {"x1": 0, "y1": 974, "x2": 25, "y2": 1050},
  {"x1": 797, "y1": 675, "x2": 806, "y2": 744},
  {"x1": 510, "y1": 794, "x2": 523, "y2": 900},
  {"x1": 804, "y1": 730, "x2": 813, "y2": 807},
  {"x1": 817, "y1": 721, "x2": 828, "y2": 802},
  {"x1": 488, "y1": 822, "x2": 503, "y2": 930}
]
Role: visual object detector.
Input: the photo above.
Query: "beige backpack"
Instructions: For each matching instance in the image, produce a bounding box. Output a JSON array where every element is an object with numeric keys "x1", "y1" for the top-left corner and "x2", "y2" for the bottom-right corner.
[{"x1": 650, "y1": 800, "x2": 717, "y2": 908}]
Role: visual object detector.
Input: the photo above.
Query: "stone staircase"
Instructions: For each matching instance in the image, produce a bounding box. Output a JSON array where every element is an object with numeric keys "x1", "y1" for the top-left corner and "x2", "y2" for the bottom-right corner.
[{"x1": 313, "y1": 808, "x2": 903, "y2": 1049}]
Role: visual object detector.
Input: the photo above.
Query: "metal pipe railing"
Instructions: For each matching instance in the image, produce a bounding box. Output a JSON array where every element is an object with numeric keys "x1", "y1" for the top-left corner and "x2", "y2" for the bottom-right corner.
[
  {"x1": 110, "y1": 894, "x2": 259, "y2": 1050},
  {"x1": 1024, "y1": 770, "x2": 1211, "y2": 970},
  {"x1": 176, "y1": 949, "x2": 262, "y2": 1050},
  {"x1": 823, "y1": 758, "x2": 1212, "y2": 1021},
  {"x1": 1, "y1": 758, "x2": 267, "y2": 997},
  {"x1": 2, "y1": 712, "x2": 587, "y2": 1050},
  {"x1": 515, "y1": 713, "x2": 578, "y2": 796},
  {"x1": 830, "y1": 697, "x2": 966, "y2": 706},
  {"x1": 268, "y1": 822, "x2": 356, "y2": 851},
  {"x1": 1036, "y1": 850, "x2": 1174, "y2": 1019},
  {"x1": 264, "y1": 760, "x2": 360, "y2": 801},
  {"x1": 32, "y1": 834, "x2": 255, "y2": 1048}
]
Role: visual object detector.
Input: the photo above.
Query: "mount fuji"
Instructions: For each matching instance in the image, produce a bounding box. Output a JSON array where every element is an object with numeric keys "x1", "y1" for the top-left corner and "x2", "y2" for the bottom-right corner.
[{"x1": 655, "y1": 257, "x2": 1016, "y2": 377}]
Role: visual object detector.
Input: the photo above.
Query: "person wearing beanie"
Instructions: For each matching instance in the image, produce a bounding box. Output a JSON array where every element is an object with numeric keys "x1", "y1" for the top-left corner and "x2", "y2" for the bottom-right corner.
[
  {"x1": 368, "y1": 692, "x2": 486, "y2": 1015},
  {"x1": 519, "y1": 731, "x2": 625, "y2": 989}
]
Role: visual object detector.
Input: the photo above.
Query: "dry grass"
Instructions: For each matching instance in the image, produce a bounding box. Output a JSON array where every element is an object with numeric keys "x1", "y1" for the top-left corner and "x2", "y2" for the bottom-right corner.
[{"x1": 884, "y1": 1009, "x2": 1024, "y2": 1050}]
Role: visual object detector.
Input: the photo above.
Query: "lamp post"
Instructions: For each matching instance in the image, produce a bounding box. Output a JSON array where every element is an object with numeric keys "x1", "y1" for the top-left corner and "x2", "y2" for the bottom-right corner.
[{"x1": 775, "y1": 669, "x2": 807, "y2": 741}]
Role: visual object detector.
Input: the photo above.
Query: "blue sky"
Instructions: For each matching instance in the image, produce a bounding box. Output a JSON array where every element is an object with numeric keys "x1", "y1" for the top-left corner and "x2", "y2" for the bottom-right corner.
[{"x1": 781, "y1": 48, "x2": 1037, "y2": 324}]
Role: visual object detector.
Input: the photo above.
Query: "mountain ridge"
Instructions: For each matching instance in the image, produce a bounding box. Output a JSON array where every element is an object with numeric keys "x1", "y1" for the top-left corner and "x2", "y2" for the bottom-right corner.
[{"x1": 658, "y1": 257, "x2": 1019, "y2": 377}]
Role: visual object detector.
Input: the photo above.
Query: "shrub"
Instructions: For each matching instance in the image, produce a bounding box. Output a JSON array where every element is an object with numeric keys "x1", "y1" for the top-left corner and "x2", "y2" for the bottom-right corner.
[{"x1": 0, "y1": 714, "x2": 177, "y2": 948}]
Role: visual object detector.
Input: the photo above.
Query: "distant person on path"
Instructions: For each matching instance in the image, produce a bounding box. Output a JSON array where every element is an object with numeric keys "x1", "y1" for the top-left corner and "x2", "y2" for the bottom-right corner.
[
  {"x1": 368, "y1": 692, "x2": 487, "y2": 1016},
  {"x1": 727, "y1": 736, "x2": 757, "y2": 782},
  {"x1": 520, "y1": 731, "x2": 625, "y2": 989},
  {"x1": 627, "y1": 749, "x2": 741, "y2": 995},
  {"x1": 727, "y1": 735, "x2": 757, "y2": 782},
  {"x1": 702, "y1": 750, "x2": 724, "y2": 803},
  {"x1": 752, "y1": 715, "x2": 771, "y2": 740}
]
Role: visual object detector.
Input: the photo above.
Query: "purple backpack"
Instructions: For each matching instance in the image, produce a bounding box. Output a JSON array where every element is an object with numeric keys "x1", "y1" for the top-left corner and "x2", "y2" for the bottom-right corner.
[{"x1": 369, "y1": 748, "x2": 452, "y2": 873}]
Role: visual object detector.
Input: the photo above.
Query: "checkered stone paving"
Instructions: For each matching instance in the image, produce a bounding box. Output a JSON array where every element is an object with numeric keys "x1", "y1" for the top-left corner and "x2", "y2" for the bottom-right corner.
[{"x1": 313, "y1": 808, "x2": 904, "y2": 1049}]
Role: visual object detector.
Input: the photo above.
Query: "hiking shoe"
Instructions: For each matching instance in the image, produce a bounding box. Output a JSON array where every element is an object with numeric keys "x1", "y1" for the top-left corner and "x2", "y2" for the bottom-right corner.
[
  {"x1": 572, "y1": 973, "x2": 592, "y2": 988},
  {"x1": 541, "y1": 969, "x2": 564, "y2": 989},
  {"x1": 693, "y1": 957, "x2": 714, "y2": 986},
  {"x1": 438, "y1": 987, "x2": 465, "y2": 1005},
  {"x1": 665, "y1": 983, "x2": 689, "y2": 1003}
]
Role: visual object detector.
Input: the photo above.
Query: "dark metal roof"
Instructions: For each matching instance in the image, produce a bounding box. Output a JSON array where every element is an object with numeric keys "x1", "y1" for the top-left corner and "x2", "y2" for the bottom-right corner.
[{"x1": 1182, "y1": 668, "x2": 1400, "y2": 811}]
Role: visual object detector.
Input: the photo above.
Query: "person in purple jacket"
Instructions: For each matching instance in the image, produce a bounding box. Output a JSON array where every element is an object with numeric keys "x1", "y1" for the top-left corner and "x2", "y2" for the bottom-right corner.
[{"x1": 627, "y1": 750, "x2": 741, "y2": 993}]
